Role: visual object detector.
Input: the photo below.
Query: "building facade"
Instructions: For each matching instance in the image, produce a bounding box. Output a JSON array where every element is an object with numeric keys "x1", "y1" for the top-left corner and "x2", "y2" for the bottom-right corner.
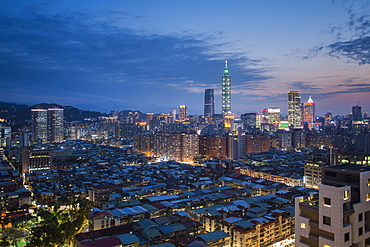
[
  {"x1": 31, "y1": 108, "x2": 48, "y2": 143},
  {"x1": 178, "y1": 105, "x2": 188, "y2": 121},
  {"x1": 288, "y1": 91, "x2": 302, "y2": 128},
  {"x1": 303, "y1": 96, "x2": 315, "y2": 129},
  {"x1": 352, "y1": 105, "x2": 362, "y2": 121},
  {"x1": 295, "y1": 164, "x2": 370, "y2": 247},
  {"x1": 268, "y1": 107, "x2": 281, "y2": 126},
  {"x1": 240, "y1": 113, "x2": 257, "y2": 131},
  {"x1": 47, "y1": 108, "x2": 64, "y2": 142},
  {"x1": 204, "y1": 89, "x2": 215, "y2": 119},
  {"x1": 153, "y1": 132, "x2": 199, "y2": 162}
]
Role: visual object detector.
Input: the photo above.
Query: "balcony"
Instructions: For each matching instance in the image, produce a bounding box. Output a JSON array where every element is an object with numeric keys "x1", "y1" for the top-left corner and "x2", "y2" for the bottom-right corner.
[
  {"x1": 309, "y1": 233, "x2": 319, "y2": 242},
  {"x1": 300, "y1": 201, "x2": 319, "y2": 213},
  {"x1": 309, "y1": 220, "x2": 318, "y2": 228}
]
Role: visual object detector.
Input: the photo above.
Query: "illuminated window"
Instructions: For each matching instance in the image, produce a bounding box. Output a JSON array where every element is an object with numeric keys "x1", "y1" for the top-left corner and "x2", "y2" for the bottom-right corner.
[
  {"x1": 344, "y1": 190, "x2": 349, "y2": 200},
  {"x1": 323, "y1": 245, "x2": 331, "y2": 247},
  {"x1": 300, "y1": 223, "x2": 306, "y2": 229},
  {"x1": 367, "y1": 193, "x2": 370, "y2": 202},
  {"x1": 367, "y1": 178, "x2": 370, "y2": 186},
  {"x1": 323, "y1": 197, "x2": 331, "y2": 207}
]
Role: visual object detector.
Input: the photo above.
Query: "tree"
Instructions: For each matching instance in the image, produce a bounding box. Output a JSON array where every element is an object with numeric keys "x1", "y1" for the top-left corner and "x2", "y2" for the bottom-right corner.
[{"x1": 26, "y1": 196, "x2": 92, "y2": 247}]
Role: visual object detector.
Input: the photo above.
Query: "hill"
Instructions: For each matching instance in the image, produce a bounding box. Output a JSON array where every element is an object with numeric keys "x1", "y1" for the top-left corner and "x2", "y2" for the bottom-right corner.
[{"x1": 0, "y1": 102, "x2": 108, "y2": 123}]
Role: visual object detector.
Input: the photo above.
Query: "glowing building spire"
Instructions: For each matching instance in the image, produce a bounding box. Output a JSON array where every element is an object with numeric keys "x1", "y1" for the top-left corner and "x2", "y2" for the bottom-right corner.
[
  {"x1": 307, "y1": 96, "x2": 314, "y2": 104},
  {"x1": 222, "y1": 60, "x2": 231, "y2": 115}
]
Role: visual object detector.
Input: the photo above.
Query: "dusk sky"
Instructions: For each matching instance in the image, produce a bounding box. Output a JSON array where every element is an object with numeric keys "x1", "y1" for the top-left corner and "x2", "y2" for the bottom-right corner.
[{"x1": 1, "y1": 0, "x2": 369, "y2": 116}]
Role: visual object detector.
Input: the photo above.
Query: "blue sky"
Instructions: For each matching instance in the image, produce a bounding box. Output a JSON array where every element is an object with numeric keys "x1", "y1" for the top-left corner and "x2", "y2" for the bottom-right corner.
[{"x1": 1, "y1": 0, "x2": 369, "y2": 116}]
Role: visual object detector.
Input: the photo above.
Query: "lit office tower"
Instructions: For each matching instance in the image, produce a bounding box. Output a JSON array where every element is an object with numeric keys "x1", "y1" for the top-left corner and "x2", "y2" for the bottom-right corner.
[
  {"x1": 47, "y1": 108, "x2": 64, "y2": 142},
  {"x1": 221, "y1": 60, "x2": 231, "y2": 115},
  {"x1": 352, "y1": 104, "x2": 362, "y2": 121},
  {"x1": 288, "y1": 91, "x2": 302, "y2": 128},
  {"x1": 303, "y1": 96, "x2": 315, "y2": 129},
  {"x1": 178, "y1": 105, "x2": 188, "y2": 121},
  {"x1": 268, "y1": 107, "x2": 280, "y2": 125},
  {"x1": 204, "y1": 89, "x2": 215, "y2": 119},
  {"x1": 31, "y1": 109, "x2": 48, "y2": 143}
]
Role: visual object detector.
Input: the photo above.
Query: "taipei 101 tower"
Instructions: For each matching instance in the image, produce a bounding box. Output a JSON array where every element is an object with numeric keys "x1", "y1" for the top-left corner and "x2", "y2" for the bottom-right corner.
[{"x1": 221, "y1": 60, "x2": 231, "y2": 115}]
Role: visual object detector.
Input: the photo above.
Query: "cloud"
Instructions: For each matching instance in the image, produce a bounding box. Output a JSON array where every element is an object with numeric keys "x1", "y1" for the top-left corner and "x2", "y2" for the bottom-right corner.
[
  {"x1": 328, "y1": 37, "x2": 370, "y2": 65},
  {"x1": 306, "y1": 2, "x2": 370, "y2": 65},
  {"x1": 0, "y1": 8, "x2": 271, "y2": 109},
  {"x1": 337, "y1": 83, "x2": 370, "y2": 87},
  {"x1": 287, "y1": 81, "x2": 321, "y2": 92}
]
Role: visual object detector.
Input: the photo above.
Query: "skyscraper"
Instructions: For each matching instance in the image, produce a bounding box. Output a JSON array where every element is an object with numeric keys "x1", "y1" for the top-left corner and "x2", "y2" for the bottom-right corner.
[
  {"x1": 352, "y1": 104, "x2": 362, "y2": 121},
  {"x1": 31, "y1": 108, "x2": 48, "y2": 143},
  {"x1": 288, "y1": 91, "x2": 302, "y2": 128},
  {"x1": 47, "y1": 108, "x2": 64, "y2": 142},
  {"x1": 169, "y1": 110, "x2": 176, "y2": 123},
  {"x1": 178, "y1": 105, "x2": 188, "y2": 121},
  {"x1": 221, "y1": 60, "x2": 231, "y2": 115},
  {"x1": 204, "y1": 89, "x2": 215, "y2": 119},
  {"x1": 267, "y1": 107, "x2": 281, "y2": 125},
  {"x1": 240, "y1": 113, "x2": 257, "y2": 131},
  {"x1": 303, "y1": 96, "x2": 315, "y2": 129}
]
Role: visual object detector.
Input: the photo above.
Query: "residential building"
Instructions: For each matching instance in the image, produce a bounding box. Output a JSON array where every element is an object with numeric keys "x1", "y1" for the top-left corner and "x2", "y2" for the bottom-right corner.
[
  {"x1": 295, "y1": 164, "x2": 370, "y2": 247},
  {"x1": 245, "y1": 134, "x2": 270, "y2": 154},
  {"x1": 153, "y1": 132, "x2": 199, "y2": 162}
]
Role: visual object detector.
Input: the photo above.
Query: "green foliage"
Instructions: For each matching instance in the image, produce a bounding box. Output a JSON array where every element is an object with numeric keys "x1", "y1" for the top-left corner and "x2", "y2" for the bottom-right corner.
[{"x1": 26, "y1": 196, "x2": 93, "y2": 247}]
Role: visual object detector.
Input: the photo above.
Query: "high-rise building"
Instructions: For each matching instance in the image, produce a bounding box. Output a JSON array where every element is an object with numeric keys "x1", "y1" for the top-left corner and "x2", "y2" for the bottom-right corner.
[
  {"x1": 153, "y1": 132, "x2": 199, "y2": 162},
  {"x1": 169, "y1": 110, "x2": 176, "y2": 123},
  {"x1": 204, "y1": 89, "x2": 215, "y2": 119},
  {"x1": 292, "y1": 128, "x2": 306, "y2": 148},
  {"x1": 47, "y1": 108, "x2": 64, "y2": 142},
  {"x1": 31, "y1": 109, "x2": 48, "y2": 143},
  {"x1": 262, "y1": 108, "x2": 269, "y2": 124},
  {"x1": 245, "y1": 134, "x2": 270, "y2": 154},
  {"x1": 199, "y1": 135, "x2": 227, "y2": 160},
  {"x1": 295, "y1": 164, "x2": 370, "y2": 247},
  {"x1": 227, "y1": 132, "x2": 245, "y2": 160},
  {"x1": 268, "y1": 107, "x2": 281, "y2": 125},
  {"x1": 0, "y1": 126, "x2": 11, "y2": 148},
  {"x1": 240, "y1": 113, "x2": 257, "y2": 131},
  {"x1": 324, "y1": 112, "x2": 332, "y2": 126},
  {"x1": 352, "y1": 104, "x2": 362, "y2": 121},
  {"x1": 178, "y1": 105, "x2": 188, "y2": 121},
  {"x1": 288, "y1": 91, "x2": 302, "y2": 128},
  {"x1": 221, "y1": 60, "x2": 231, "y2": 115},
  {"x1": 303, "y1": 96, "x2": 315, "y2": 129}
]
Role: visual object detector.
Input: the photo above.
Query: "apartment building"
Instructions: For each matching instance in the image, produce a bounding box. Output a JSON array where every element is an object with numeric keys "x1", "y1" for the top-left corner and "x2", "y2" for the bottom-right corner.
[{"x1": 295, "y1": 164, "x2": 370, "y2": 247}]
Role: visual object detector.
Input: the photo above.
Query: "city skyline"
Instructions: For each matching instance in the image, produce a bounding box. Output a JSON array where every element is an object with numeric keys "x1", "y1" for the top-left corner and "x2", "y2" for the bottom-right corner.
[{"x1": 1, "y1": 0, "x2": 369, "y2": 116}]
